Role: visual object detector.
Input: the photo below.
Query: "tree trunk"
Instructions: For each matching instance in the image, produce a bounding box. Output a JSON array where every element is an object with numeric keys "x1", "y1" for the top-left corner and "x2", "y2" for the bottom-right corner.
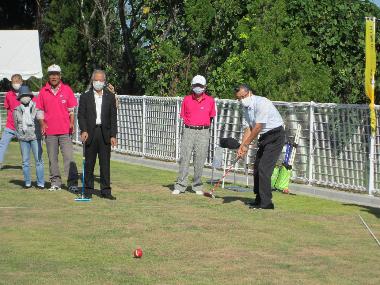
[{"x1": 117, "y1": 0, "x2": 138, "y2": 94}]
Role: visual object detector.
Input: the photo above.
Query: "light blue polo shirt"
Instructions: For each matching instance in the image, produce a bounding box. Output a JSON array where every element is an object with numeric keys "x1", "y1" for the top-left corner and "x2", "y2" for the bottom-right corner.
[{"x1": 242, "y1": 95, "x2": 283, "y2": 134}]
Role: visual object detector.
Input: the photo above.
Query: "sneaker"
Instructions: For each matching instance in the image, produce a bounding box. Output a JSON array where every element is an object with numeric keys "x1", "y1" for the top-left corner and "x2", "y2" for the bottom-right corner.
[
  {"x1": 48, "y1": 185, "x2": 62, "y2": 191},
  {"x1": 195, "y1": 190, "x2": 204, "y2": 195},
  {"x1": 172, "y1": 190, "x2": 185, "y2": 195},
  {"x1": 36, "y1": 185, "x2": 44, "y2": 190},
  {"x1": 68, "y1": 185, "x2": 79, "y2": 193},
  {"x1": 24, "y1": 184, "x2": 32, "y2": 189}
]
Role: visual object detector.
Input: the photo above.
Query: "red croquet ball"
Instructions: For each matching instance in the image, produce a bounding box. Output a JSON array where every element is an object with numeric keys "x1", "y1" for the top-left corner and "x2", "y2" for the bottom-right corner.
[
  {"x1": 283, "y1": 189, "x2": 289, "y2": 194},
  {"x1": 133, "y1": 248, "x2": 143, "y2": 258}
]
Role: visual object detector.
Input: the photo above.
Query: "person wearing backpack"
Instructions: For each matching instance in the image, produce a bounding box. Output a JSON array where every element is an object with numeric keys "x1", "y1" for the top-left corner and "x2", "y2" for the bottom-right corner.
[{"x1": 13, "y1": 86, "x2": 44, "y2": 189}]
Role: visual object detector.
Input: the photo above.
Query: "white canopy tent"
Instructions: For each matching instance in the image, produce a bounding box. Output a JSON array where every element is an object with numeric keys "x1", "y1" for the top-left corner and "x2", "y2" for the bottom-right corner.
[{"x1": 0, "y1": 30, "x2": 43, "y2": 80}]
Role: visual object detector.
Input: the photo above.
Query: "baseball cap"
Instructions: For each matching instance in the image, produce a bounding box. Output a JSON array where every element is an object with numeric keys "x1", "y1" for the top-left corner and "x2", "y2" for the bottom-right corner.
[
  {"x1": 191, "y1": 75, "x2": 206, "y2": 86},
  {"x1": 47, "y1": 64, "x2": 61, "y2": 73}
]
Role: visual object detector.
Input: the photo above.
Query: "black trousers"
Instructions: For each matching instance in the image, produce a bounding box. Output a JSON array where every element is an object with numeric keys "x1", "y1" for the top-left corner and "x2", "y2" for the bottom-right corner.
[
  {"x1": 84, "y1": 126, "x2": 111, "y2": 196},
  {"x1": 253, "y1": 127, "x2": 285, "y2": 206}
]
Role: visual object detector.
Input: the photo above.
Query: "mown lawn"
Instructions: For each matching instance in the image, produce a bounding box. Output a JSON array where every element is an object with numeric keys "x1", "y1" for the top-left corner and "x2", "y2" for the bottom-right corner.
[{"x1": 0, "y1": 142, "x2": 379, "y2": 285}]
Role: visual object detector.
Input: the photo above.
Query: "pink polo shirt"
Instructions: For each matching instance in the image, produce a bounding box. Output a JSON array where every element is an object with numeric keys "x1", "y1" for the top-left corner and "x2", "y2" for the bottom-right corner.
[
  {"x1": 36, "y1": 82, "x2": 77, "y2": 135},
  {"x1": 3, "y1": 90, "x2": 20, "y2": 130},
  {"x1": 180, "y1": 93, "x2": 216, "y2": 126}
]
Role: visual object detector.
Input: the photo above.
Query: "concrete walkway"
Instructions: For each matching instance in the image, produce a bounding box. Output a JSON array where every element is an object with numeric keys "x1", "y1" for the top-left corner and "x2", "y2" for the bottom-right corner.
[{"x1": 74, "y1": 145, "x2": 380, "y2": 209}]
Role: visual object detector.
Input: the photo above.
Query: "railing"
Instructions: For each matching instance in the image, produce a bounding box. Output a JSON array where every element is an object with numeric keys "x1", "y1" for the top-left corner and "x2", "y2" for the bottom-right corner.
[{"x1": 1, "y1": 92, "x2": 379, "y2": 194}]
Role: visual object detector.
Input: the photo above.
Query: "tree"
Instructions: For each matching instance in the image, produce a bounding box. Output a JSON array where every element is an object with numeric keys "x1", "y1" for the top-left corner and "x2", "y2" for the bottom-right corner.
[
  {"x1": 286, "y1": 0, "x2": 380, "y2": 103},
  {"x1": 134, "y1": 0, "x2": 248, "y2": 96},
  {"x1": 208, "y1": 0, "x2": 333, "y2": 102},
  {"x1": 42, "y1": 0, "x2": 122, "y2": 92}
]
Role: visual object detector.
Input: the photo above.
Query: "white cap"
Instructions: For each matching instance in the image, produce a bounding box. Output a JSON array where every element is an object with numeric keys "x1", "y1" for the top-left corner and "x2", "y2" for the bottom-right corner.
[
  {"x1": 47, "y1": 64, "x2": 61, "y2": 73},
  {"x1": 191, "y1": 75, "x2": 206, "y2": 86}
]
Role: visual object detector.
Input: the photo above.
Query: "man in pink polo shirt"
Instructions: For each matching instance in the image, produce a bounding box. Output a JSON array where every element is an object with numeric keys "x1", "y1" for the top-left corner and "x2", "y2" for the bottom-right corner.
[
  {"x1": 0, "y1": 74, "x2": 23, "y2": 169},
  {"x1": 172, "y1": 75, "x2": 216, "y2": 195},
  {"x1": 36, "y1": 64, "x2": 78, "y2": 192}
]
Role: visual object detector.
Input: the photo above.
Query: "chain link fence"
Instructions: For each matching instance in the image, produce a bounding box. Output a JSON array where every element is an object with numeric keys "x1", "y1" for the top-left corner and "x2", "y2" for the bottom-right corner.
[{"x1": 1, "y1": 92, "x2": 379, "y2": 194}]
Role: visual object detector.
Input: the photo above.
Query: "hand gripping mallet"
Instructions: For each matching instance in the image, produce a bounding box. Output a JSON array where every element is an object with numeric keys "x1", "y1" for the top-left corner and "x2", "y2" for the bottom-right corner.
[{"x1": 204, "y1": 157, "x2": 241, "y2": 199}]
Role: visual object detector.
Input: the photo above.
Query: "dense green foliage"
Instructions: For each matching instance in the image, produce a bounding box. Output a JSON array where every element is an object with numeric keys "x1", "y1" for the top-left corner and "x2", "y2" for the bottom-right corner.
[{"x1": 2, "y1": 0, "x2": 380, "y2": 102}]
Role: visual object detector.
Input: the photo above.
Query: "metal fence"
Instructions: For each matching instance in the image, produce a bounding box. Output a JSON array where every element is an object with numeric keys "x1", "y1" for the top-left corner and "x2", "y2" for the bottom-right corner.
[{"x1": 1, "y1": 92, "x2": 379, "y2": 194}]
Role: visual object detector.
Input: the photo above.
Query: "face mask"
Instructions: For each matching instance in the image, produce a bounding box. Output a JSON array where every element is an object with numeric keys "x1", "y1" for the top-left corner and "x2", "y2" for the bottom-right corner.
[
  {"x1": 193, "y1": 87, "x2": 205, "y2": 95},
  {"x1": 93, "y1": 81, "x2": 105, "y2": 91},
  {"x1": 241, "y1": 95, "x2": 252, "y2": 108},
  {"x1": 20, "y1": 96, "x2": 32, "y2": 105},
  {"x1": 12, "y1": 83, "x2": 21, "y2": 91}
]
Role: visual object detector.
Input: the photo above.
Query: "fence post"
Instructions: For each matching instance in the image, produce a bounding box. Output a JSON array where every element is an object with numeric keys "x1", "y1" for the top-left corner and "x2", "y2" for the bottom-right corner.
[
  {"x1": 175, "y1": 97, "x2": 180, "y2": 161},
  {"x1": 369, "y1": 134, "x2": 375, "y2": 196},
  {"x1": 308, "y1": 101, "x2": 315, "y2": 185},
  {"x1": 142, "y1": 95, "x2": 146, "y2": 157},
  {"x1": 213, "y1": 98, "x2": 218, "y2": 155},
  {"x1": 75, "y1": 109, "x2": 79, "y2": 143}
]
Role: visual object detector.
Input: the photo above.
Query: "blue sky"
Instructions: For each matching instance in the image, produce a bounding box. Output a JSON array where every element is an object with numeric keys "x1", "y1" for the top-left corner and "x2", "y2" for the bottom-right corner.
[{"x1": 371, "y1": 0, "x2": 380, "y2": 7}]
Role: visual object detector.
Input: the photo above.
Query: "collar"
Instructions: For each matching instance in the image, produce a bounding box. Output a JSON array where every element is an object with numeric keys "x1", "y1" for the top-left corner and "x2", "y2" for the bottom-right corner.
[
  {"x1": 44, "y1": 81, "x2": 62, "y2": 92},
  {"x1": 93, "y1": 89, "x2": 104, "y2": 97},
  {"x1": 191, "y1": 93, "x2": 206, "y2": 102},
  {"x1": 9, "y1": 90, "x2": 18, "y2": 96}
]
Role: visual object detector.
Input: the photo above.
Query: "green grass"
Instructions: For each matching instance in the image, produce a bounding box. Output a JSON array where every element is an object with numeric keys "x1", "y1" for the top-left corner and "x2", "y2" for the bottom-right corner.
[{"x1": 0, "y1": 142, "x2": 379, "y2": 285}]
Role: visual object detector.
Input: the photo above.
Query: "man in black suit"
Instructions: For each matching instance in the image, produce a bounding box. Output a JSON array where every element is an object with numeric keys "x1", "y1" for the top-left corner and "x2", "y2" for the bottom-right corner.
[{"x1": 78, "y1": 69, "x2": 118, "y2": 199}]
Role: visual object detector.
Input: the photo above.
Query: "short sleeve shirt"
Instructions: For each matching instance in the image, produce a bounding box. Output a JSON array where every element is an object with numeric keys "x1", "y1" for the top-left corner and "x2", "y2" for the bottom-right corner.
[
  {"x1": 36, "y1": 82, "x2": 77, "y2": 135},
  {"x1": 180, "y1": 93, "x2": 216, "y2": 126},
  {"x1": 242, "y1": 95, "x2": 283, "y2": 134},
  {"x1": 3, "y1": 90, "x2": 20, "y2": 130}
]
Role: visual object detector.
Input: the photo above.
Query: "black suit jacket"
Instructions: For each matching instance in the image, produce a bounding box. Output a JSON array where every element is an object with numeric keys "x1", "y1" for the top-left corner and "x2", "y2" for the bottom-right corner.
[{"x1": 78, "y1": 88, "x2": 117, "y2": 145}]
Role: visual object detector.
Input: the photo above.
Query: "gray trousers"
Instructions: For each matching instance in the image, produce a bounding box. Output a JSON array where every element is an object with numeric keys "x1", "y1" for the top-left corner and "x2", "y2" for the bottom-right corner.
[
  {"x1": 45, "y1": 134, "x2": 78, "y2": 187},
  {"x1": 174, "y1": 128, "x2": 210, "y2": 192}
]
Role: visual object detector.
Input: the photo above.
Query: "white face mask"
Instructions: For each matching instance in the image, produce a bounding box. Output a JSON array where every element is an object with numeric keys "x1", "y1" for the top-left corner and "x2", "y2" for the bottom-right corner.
[
  {"x1": 241, "y1": 95, "x2": 252, "y2": 108},
  {"x1": 93, "y1": 81, "x2": 105, "y2": 91},
  {"x1": 193, "y1": 87, "x2": 205, "y2": 95},
  {"x1": 12, "y1": 83, "x2": 21, "y2": 91},
  {"x1": 20, "y1": 96, "x2": 32, "y2": 105}
]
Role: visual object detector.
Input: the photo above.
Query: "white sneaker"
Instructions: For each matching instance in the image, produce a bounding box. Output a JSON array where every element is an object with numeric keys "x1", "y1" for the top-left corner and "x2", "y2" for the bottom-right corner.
[
  {"x1": 172, "y1": 190, "x2": 184, "y2": 195},
  {"x1": 48, "y1": 185, "x2": 62, "y2": 191},
  {"x1": 68, "y1": 185, "x2": 79, "y2": 193},
  {"x1": 195, "y1": 190, "x2": 204, "y2": 195}
]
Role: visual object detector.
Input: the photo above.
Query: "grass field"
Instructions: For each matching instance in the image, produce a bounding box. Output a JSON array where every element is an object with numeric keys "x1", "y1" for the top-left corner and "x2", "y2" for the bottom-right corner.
[{"x1": 0, "y1": 142, "x2": 379, "y2": 285}]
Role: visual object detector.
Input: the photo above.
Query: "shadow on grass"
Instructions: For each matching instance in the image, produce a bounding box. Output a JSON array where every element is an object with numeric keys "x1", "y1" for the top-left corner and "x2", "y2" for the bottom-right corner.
[
  {"x1": 2, "y1": 165, "x2": 22, "y2": 170},
  {"x1": 218, "y1": 195, "x2": 253, "y2": 204},
  {"x1": 162, "y1": 184, "x2": 174, "y2": 191},
  {"x1": 9, "y1": 179, "x2": 25, "y2": 188},
  {"x1": 163, "y1": 184, "x2": 198, "y2": 194},
  {"x1": 343, "y1": 203, "x2": 380, "y2": 219},
  {"x1": 76, "y1": 174, "x2": 116, "y2": 198}
]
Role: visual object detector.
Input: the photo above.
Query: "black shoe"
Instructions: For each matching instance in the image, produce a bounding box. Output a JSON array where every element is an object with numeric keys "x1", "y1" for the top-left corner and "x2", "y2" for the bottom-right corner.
[
  {"x1": 249, "y1": 203, "x2": 274, "y2": 210},
  {"x1": 245, "y1": 200, "x2": 260, "y2": 207},
  {"x1": 100, "y1": 193, "x2": 116, "y2": 200},
  {"x1": 245, "y1": 197, "x2": 261, "y2": 207}
]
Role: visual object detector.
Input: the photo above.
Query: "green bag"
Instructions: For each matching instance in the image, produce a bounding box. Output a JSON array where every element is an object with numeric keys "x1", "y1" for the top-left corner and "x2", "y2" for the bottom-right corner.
[
  {"x1": 274, "y1": 166, "x2": 292, "y2": 191},
  {"x1": 271, "y1": 166, "x2": 280, "y2": 189}
]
